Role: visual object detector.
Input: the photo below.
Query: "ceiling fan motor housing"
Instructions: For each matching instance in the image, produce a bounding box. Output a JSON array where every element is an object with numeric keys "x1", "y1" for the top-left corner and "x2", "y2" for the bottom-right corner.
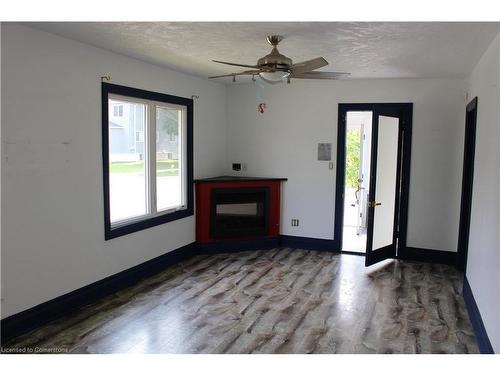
[{"x1": 257, "y1": 35, "x2": 292, "y2": 71}]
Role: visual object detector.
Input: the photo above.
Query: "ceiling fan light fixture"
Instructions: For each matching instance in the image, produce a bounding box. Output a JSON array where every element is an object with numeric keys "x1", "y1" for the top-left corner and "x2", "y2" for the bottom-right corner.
[
  {"x1": 209, "y1": 35, "x2": 350, "y2": 82},
  {"x1": 259, "y1": 71, "x2": 290, "y2": 82}
]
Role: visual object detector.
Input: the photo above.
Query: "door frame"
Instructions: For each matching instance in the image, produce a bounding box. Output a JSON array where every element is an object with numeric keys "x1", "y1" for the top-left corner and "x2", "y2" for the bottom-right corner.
[
  {"x1": 334, "y1": 103, "x2": 413, "y2": 258},
  {"x1": 456, "y1": 97, "x2": 478, "y2": 271}
]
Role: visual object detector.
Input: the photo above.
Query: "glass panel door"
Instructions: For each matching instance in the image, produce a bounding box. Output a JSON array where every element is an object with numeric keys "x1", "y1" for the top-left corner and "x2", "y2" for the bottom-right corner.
[
  {"x1": 365, "y1": 112, "x2": 401, "y2": 266},
  {"x1": 372, "y1": 116, "x2": 399, "y2": 250}
]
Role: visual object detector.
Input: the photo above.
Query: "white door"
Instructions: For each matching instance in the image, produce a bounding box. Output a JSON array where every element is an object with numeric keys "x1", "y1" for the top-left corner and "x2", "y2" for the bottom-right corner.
[{"x1": 365, "y1": 111, "x2": 401, "y2": 266}]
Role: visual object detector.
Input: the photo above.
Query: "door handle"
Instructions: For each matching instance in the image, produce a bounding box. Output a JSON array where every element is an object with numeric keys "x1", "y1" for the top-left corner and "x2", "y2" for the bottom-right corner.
[{"x1": 368, "y1": 201, "x2": 382, "y2": 208}]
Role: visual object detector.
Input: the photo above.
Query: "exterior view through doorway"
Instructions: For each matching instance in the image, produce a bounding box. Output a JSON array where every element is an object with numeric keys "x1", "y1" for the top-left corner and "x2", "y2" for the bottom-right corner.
[
  {"x1": 335, "y1": 103, "x2": 413, "y2": 267},
  {"x1": 342, "y1": 111, "x2": 372, "y2": 253}
]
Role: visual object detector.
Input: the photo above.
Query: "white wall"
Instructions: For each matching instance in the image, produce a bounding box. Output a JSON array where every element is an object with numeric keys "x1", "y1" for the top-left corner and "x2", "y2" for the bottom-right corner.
[
  {"x1": 226, "y1": 78, "x2": 467, "y2": 251},
  {"x1": 466, "y1": 31, "x2": 500, "y2": 352},
  {"x1": 1, "y1": 24, "x2": 227, "y2": 318}
]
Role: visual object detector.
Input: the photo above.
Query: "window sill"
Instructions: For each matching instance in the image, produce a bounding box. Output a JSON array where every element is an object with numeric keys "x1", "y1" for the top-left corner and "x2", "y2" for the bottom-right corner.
[{"x1": 105, "y1": 208, "x2": 194, "y2": 240}]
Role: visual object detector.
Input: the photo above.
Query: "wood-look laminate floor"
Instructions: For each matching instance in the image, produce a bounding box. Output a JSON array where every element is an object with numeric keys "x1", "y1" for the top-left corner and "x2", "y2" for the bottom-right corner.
[{"x1": 3, "y1": 249, "x2": 479, "y2": 354}]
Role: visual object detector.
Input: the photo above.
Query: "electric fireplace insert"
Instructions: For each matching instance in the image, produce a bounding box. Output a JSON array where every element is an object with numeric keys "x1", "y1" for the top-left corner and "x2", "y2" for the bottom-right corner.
[{"x1": 210, "y1": 187, "x2": 270, "y2": 239}]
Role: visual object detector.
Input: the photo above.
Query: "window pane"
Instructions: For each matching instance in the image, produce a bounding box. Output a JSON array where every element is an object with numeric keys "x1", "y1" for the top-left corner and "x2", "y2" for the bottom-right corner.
[
  {"x1": 108, "y1": 98, "x2": 148, "y2": 223},
  {"x1": 156, "y1": 105, "x2": 183, "y2": 211}
]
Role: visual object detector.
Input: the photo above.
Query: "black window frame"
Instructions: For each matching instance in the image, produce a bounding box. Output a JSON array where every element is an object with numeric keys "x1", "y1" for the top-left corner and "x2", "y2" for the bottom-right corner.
[{"x1": 102, "y1": 82, "x2": 194, "y2": 240}]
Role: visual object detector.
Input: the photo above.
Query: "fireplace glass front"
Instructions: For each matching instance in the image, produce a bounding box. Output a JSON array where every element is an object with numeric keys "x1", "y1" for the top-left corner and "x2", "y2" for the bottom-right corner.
[{"x1": 210, "y1": 187, "x2": 269, "y2": 239}]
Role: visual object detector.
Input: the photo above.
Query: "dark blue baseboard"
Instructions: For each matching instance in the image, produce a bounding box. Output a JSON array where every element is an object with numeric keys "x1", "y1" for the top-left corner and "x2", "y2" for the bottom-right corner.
[
  {"x1": 198, "y1": 237, "x2": 280, "y2": 254},
  {"x1": 399, "y1": 246, "x2": 457, "y2": 265},
  {"x1": 280, "y1": 235, "x2": 339, "y2": 252},
  {"x1": 1, "y1": 242, "x2": 197, "y2": 344},
  {"x1": 463, "y1": 277, "x2": 495, "y2": 354}
]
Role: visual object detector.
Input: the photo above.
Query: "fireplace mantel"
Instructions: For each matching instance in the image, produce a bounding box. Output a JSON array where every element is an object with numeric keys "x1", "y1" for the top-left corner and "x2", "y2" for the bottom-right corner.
[{"x1": 195, "y1": 176, "x2": 288, "y2": 183}]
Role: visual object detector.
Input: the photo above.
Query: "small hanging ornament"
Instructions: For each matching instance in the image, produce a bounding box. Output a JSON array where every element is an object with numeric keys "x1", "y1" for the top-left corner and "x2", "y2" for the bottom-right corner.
[{"x1": 255, "y1": 78, "x2": 267, "y2": 114}]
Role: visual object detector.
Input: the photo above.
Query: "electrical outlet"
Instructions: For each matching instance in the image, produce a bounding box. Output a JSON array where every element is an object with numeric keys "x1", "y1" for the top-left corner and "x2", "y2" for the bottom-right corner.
[
  {"x1": 291, "y1": 219, "x2": 299, "y2": 227},
  {"x1": 232, "y1": 162, "x2": 247, "y2": 172}
]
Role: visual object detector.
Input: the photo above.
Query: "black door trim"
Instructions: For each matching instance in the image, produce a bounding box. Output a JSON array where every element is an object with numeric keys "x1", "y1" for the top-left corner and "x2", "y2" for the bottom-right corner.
[
  {"x1": 334, "y1": 103, "x2": 413, "y2": 259},
  {"x1": 456, "y1": 97, "x2": 478, "y2": 271}
]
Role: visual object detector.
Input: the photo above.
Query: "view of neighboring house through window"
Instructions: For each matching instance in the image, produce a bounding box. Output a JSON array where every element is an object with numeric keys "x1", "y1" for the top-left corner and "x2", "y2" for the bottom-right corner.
[
  {"x1": 108, "y1": 98, "x2": 147, "y2": 223},
  {"x1": 107, "y1": 95, "x2": 186, "y2": 226},
  {"x1": 156, "y1": 105, "x2": 184, "y2": 212}
]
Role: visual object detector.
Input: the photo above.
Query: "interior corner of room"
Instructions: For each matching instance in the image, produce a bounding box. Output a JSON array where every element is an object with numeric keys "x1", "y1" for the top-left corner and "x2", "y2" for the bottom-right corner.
[{"x1": 1, "y1": 21, "x2": 500, "y2": 354}]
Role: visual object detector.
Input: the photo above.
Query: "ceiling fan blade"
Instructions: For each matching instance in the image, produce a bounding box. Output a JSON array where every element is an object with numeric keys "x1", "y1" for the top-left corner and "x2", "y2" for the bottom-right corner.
[
  {"x1": 208, "y1": 70, "x2": 261, "y2": 79},
  {"x1": 212, "y1": 60, "x2": 258, "y2": 69},
  {"x1": 290, "y1": 71, "x2": 350, "y2": 80},
  {"x1": 290, "y1": 57, "x2": 328, "y2": 74}
]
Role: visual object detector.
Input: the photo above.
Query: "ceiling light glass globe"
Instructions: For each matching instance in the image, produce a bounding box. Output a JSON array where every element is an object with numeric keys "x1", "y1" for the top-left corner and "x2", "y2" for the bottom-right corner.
[{"x1": 259, "y1": 71, "x2": 290, "y2": 82}]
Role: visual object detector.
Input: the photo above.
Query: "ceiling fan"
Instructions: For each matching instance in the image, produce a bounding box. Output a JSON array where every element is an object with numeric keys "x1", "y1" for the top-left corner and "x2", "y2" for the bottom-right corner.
[{"x1": 208, "y1": 35, "x2": 350, "y2": 83}]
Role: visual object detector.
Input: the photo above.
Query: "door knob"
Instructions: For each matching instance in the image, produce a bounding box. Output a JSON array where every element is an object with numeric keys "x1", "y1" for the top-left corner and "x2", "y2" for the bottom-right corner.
[{"x1": 368, "y1": 201, "x2": 382, "y2": 208}]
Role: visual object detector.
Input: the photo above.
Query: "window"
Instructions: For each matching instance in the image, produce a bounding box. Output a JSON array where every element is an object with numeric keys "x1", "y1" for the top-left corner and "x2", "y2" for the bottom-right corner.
[
  {"x1": 135, "y1": 131, "x2": 144, "y2": 143},
  {"x1": 113, "y1": 105, "x2": 123, "y2": 117},
  {"x1": 102, "y1": 83, "x2": 193, "y2": 240}
]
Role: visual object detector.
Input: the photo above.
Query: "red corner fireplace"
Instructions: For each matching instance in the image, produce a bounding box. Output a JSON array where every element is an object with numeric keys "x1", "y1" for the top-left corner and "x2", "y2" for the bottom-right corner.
[{"x1": 195, "y1": 176, "x2": 287, "y2": 248}]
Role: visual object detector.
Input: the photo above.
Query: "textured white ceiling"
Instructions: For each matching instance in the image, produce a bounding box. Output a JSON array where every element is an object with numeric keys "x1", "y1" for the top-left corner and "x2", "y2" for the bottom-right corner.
[{"x1": 26, "y1": 22, "x2": 500, "y2": 82}]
